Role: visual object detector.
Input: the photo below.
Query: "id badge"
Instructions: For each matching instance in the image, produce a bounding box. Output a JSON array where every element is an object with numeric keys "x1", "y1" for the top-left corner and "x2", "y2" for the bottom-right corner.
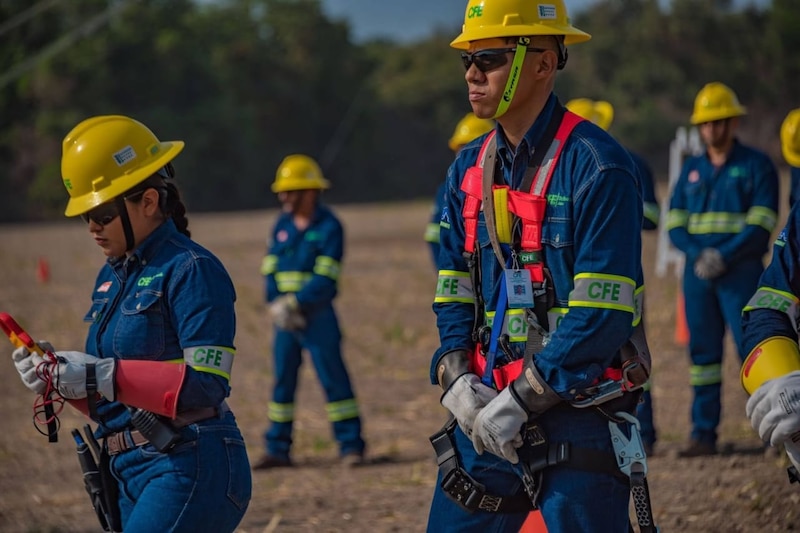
[{"x1": 505, "y1": 268, "x2": 534, "y2": 309}]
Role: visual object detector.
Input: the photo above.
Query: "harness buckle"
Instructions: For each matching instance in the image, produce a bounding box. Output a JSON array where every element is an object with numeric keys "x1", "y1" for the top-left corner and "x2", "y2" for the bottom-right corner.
[
  {"x1": 571, "y1": 379, "x2": 628, "y2": 408},
  {"x1": 608, "y1": 411, "x2": 647, "y2": 478}
]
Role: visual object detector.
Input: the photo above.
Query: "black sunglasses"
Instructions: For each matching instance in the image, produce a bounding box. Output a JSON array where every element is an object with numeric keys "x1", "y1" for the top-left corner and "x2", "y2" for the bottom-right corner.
[
  {"x1": 460, "y1": 47, "x2": 548, "y2": 73},
  {"x1": 80, "y1": 190, "x2": 146, "y2": 226}
]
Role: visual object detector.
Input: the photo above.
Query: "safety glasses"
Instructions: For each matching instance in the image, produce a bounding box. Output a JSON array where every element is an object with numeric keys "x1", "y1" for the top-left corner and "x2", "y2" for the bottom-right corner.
[
  {"x1": 460, "y1": 47, "x2": 548, "y2": 73},
  {"x1": 80, "y1": 190, "x2": 146, "y2": 226}
]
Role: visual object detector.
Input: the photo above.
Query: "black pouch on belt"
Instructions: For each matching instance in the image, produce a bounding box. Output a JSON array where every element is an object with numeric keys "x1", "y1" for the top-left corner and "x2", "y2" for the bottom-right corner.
[{"x1": 98, "y1": 445, "x2": 123, "y2": 532}]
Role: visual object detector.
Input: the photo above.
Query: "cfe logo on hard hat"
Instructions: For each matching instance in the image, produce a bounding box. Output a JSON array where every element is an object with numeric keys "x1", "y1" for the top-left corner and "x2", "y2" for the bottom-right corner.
[
  {"x1": 538, "y1": 4, "x2": 557, "y2": 19},
  {"x1": 467, "y1": 5, "x2": 483, "y2": 18}
]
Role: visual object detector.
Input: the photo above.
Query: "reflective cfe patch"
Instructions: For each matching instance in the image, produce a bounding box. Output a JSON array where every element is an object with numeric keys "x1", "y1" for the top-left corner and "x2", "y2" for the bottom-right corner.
[
  {"x1": 744, "y1": 287, "x2": 800, "y2": 331},
  {"x1": 569, "y1": 273, "x2": 635, "y2": 314},
  {"x1": 435, "y1": 270, "x2": 474, "y2": 303},
  {"x1": 184, "y1": 346, "x2": 235, "y2": 380}
]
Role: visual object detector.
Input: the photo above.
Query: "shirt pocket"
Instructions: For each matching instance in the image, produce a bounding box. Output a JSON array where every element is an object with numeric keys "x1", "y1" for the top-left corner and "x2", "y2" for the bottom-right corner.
[
  {"x1": 114, "y1": 289, "x2": 165, "y2": 358},
  {"x1": 542, "y1": 213, "x2": 574, "y2": 250},
  {"x1": 83, "y1": 298, "x2": 109, "y2": 324}
]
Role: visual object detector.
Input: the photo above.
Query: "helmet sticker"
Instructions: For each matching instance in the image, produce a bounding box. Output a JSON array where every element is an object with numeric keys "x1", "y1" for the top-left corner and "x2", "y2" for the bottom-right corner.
[
  {"x1": 112, "y1": 145, "x2": 137, "y2": 166},
  {"x1": 538, "y1": 5, "x2": 557, "y2": 19}
]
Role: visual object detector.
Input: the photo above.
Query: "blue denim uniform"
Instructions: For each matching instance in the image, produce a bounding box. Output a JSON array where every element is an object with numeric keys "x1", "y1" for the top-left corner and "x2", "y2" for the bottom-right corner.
[
  {"x1": 260, "y1": 204, "x2": 365, "y2": 460},
  {"x1": 629, "y1": 150, "x2": 659, "y2": 448},
  {"x1": 790, "y1": 166, "x2": 800, "y2": 208},
  {"x1": 83, "y1": 219, "x2": 251, "y2": 532},
  {"x1": 667, "y1": 140, "x2": 779, "y2": 445},
  {"x1": 742, "y1": 204, "x2": 800, "y2": 356},
  {"x1": 430, "y1": 95, "x2": 644, "y2": 532},
  {"x1": 425, "y1": 182, "x2": 447, "y2": 268}
]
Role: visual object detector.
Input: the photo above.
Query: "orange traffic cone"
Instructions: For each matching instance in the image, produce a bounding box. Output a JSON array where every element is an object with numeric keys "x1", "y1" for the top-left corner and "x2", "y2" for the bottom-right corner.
[
  {"x1": 36, "y1": 257, "x2": 50, "y2": 284},
  {"x1": 519, "y1": 510, "x2": 547, "y2": 532},
  {"x1": 674, "y1": 288, "x2": 689, "y2": 346}
]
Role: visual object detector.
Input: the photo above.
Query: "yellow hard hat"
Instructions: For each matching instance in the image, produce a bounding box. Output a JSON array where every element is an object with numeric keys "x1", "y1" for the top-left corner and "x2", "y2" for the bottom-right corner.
[
  {"x1": 781, "y1": 108, "x2": 800, "y2": 167},
  {"x1": 741, "y1": 336, "x2": 800, "y2": 395},
  {"x1": 449, "y1": 113, "x2": 495, "y2": 151},
  {"x1": 565, "y1": 98, "x2": 614, "y2": 131},
  {"x1": 689, "y1": 82, "x2": 746, "y2": 125},
  {"x1": 61, "y1": 115, "x2": 184, "y2": 217},
  {"x1": 272, "y1": 154, "x2": 330, "y2": 193},
  {"x1": 450, "y1": 0, "x2": 591, "y2": 50}
]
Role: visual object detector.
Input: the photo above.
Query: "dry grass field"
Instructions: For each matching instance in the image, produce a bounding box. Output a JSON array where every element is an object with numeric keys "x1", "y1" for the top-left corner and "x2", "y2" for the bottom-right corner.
[{"x1": 0, "y1": 195, "x2": 798, "y2": 532}]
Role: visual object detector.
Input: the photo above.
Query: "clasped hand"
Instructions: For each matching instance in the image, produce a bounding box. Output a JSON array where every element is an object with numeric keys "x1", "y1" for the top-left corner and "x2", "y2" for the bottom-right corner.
[
  {"x1": 470, "y1": 387, "x2": 528, "y2": 463},
  {"x1": 12, "y1": 344, "x2": 116, "y2": 400},
  {"x1": 269, "y1": 294, "x2": 306, "y2": 331}
]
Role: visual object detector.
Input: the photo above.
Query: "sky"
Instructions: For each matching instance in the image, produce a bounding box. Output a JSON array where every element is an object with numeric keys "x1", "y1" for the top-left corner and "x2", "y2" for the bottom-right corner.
[{"x1": 320, "y1": 0, "x2": 771, "y2": 44}]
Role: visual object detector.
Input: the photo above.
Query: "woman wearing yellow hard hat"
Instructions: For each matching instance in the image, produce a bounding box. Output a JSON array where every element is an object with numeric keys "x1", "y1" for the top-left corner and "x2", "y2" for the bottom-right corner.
[
  {"x1": 12, "y1": 115, "x2": 252, "y2": 532},
  {"x1": 428, "y1": 0, "x2": 655, "y2": 532},
  {"x1": 254, "y1": 154, "x2": 367, "y2": 469}
]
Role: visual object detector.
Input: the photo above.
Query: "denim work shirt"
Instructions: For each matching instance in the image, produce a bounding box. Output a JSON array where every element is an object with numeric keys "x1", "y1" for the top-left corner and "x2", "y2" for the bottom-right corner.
[
  {"x1": 432, "y1": 94, "x2": 645, "y2": 396},
  {"x1": 261, "y1": 204, "x2": 342, "y2": 315},
  {"x1": 742, "y1": 204, "x2": 800, "y2": 354},
  {"x1": 83, "y1": 219, "x2": 237, "y2": 435},
  {"x1": 667, "y1": 140, "x2": 779, "y2": 267}
]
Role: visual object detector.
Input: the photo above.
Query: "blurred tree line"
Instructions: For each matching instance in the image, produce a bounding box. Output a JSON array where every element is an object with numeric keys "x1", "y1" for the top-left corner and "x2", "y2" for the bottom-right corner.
[{"x1": 0, "y1": 0, "x2": 797, "y2": 222}]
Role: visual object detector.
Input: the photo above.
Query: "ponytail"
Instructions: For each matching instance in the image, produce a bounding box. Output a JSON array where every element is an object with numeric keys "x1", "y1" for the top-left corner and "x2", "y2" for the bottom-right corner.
[{"x1": 164, "y1": 181, "x2": 191, "y2": 238}]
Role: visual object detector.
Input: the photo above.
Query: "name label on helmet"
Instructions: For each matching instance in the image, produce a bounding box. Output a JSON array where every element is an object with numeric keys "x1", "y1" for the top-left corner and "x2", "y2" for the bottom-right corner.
[
  {"x1": 468, "y1": 5, "x2": 483, "y2": 18},
  {"x1": 538, "y1": 5, "x2": 557, "y2": 20},
  {"x1": 113, "y1": 145, "x2": 137, "y2": 166}
]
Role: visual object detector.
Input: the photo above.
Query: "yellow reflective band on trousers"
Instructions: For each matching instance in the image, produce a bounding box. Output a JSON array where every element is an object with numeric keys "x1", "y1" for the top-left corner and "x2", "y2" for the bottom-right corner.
[
  {"x1": 690, "y1": 364, "x2": 722, "y2": 386},
  {"x1": 744, "y1": 287, "x2": 799, "y2": 330},
  {"x1": 326, "y1": 398, "x2": 360, "y2": 422},
  {"x1": 425, "y1": 222, "x2": 440, "y2": 243},
  {"x1": 183, "y1": 346, "x2": 234, "y2": 380},
  {"x1": 260, "y1": 254, "x2": 278, "y2": 275},
  {"x1": 313, "y1": 255, "x2": 341, "y2": 281},
  {"x1": 435, "y1": 270, "x2": 474, "y2": 303},
  {"x1": 268, "y1": 401, "x2": 294, "y2": 423},
  {"x1": 569, "y1": 273, "x2": 636, "y2": 314},
  {"x1": 275, "y1": 271, "x2": 312, "y2": 292}
]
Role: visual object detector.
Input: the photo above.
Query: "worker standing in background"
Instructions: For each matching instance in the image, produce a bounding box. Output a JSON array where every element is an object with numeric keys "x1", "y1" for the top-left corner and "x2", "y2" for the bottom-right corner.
[
  {"x1": 425, "y1": 113, "x2": 494, "y2": 268},
  {"x1": 667, "y1": 82, "x2": 779, "y2": 457},
  {"x1": 253, "y1": 154, "x2": 366, "y2": 469},
  {"x1": 566, "y1": 97, "x2": 660, "y2": 455},
  {"x1": 780, "y1": 108, "x2": 800, "y2": 207}
]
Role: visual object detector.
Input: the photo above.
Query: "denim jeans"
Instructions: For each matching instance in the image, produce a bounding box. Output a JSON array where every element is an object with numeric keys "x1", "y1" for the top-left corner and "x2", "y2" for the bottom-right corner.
[
  {"x1": 111, "y1": 411, "x2": 252, "y2": 532},
  {"x1": 427, "y1": 406, "x2": 631, "y2": 532}
]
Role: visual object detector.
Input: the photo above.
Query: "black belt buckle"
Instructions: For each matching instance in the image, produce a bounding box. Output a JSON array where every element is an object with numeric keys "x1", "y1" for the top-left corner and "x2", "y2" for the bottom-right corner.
[{"x1": 441, "y1": 468, "x2": 487, "y2": 512}]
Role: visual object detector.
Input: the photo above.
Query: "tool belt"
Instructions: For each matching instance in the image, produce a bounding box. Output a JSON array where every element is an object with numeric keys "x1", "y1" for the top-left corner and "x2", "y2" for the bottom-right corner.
[{"x1": 105, "y1": 406, "x2": 222, "y2": 456}]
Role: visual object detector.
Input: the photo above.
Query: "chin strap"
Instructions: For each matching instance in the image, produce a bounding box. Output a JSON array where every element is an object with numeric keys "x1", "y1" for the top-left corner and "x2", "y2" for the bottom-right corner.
[{"x1": 493, "y1": 37, "x2": 531, "y2": 119}]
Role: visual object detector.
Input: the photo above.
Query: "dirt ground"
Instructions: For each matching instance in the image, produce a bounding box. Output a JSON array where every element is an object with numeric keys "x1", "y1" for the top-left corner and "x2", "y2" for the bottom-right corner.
[{"x1": 1, "y1": 196, "x2": 799, "y2": 533}]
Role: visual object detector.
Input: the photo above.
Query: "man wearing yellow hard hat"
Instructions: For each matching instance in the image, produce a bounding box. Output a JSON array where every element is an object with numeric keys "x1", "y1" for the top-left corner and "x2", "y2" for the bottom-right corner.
[
  {"x1": 667, "y1": 82, "x2": 779, "y2": 458},
  {"x1": 425, "y1": 113, "x2": 494, "y2": 268},
  {"x1": 781, "y1": 108, "x2": 800, "y2": 207},
  {"x1": 254, "y1": 154, "x2": 366, "y2": 469},
  {"x1": 566, "y1": 97, "x2": 661, "y2": 456},
  {"x1": 428, "y1": 1, "x2": 653, "y2": 531}
]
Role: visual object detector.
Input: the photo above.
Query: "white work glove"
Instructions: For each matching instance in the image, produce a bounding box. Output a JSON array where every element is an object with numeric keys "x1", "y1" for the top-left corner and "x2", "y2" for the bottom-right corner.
[
  {"x1": 471, "y1": 387, "x2": 527, "y2": 463},
  {"x1": 693, "y1": 248, "x2": 726, "y2": 280},
  {"x1": 12, "y1": 346, "x2": 115, "y2": 400},
  {"x1": 440, "y1": 373, "x2": 498, "y2": 439},
  {"x1": 269, "y1": 294, "x2": 306, "y2": 331},
  {"x1": 746, "y1": 370, "x2": 800, "y2": 445},
  {"x1": 785, "y1": 440, "x2": 800, "y2": 472}
]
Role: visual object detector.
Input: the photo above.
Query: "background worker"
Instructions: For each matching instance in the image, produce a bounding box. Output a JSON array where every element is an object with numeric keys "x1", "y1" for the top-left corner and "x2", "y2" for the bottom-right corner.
[
  {"x1": 12, "y1": 115, "x2": 251, "y2": 532},
  {"x1": 425, "y1": 112, "x2": 494, "y2": 268},
  {"x1": 429, "y1": 1, "x2": 651, "y2": 531},
  {"x1": 566, "y1": 97, "x2": 660, "y2": 455},
  {"x1": 666, "y1": 82, "x2": 779, "y2": 457},
  {"x1": 781, "y1": 108, "x2": 800, "y2": 207},
  {"x1": 254, "y1": 154, "x2": 366, "y2": 469}
]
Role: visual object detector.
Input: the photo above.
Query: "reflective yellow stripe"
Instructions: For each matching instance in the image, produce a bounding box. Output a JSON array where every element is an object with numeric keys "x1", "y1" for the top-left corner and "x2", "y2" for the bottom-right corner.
[
  {"x1": 485, "y1": 309, "x2": 529, "y2": 342},
  {"x1": 183, "y1": 346, "x2": 234, "y2": 380},
  {"x1": 569, "y1": 273, "x2": 636, "y2": 313},
  {"x1": 260, "y1": 254, "x2": 278, "y2": 275},
  {"x1": 313, "y1": 256, "x2": 341, "y2": 281},
  {"x1": 435, "y1": 270, "x2": 473, "y2": 303},
  {"x1": 326, "y1": 399, "x2": 360, "y2": 422},
  {"x1": 268, "y1": 402, "x2": 294, "y2": 423},
  {"x1": 666, "y1": 209, "x2": 689, "y2": 230},
  {"x1": 690, "y1": 364, "x2": 722, "y2": 386},
  {"x1": 686, "y1": 212, "x2": 746, "y2": 234},
  {"x1": 745, "y1": 206, "x2": 778, "y2": 232},
  {"x1": 643, "y1": 202, "x2": 660, "y2": 227},
  {"x1": 493, "y1": 187, "x2": 513, "y2": 243},
  {"x1": 275, "y1": 271, "x2": 312, "y2": 292},
  {"x1": 424, "y1": 222, "x2": 440, "y2": 243},
  {"x1": 744, "y1": 288, "x2": 799, "y2": 330}
]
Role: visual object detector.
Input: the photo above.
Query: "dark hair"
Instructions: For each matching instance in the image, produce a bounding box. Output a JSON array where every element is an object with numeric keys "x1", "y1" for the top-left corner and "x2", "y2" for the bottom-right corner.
[{"x1": 126, "y1": 172, "x2": 191, "y2": 238}]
